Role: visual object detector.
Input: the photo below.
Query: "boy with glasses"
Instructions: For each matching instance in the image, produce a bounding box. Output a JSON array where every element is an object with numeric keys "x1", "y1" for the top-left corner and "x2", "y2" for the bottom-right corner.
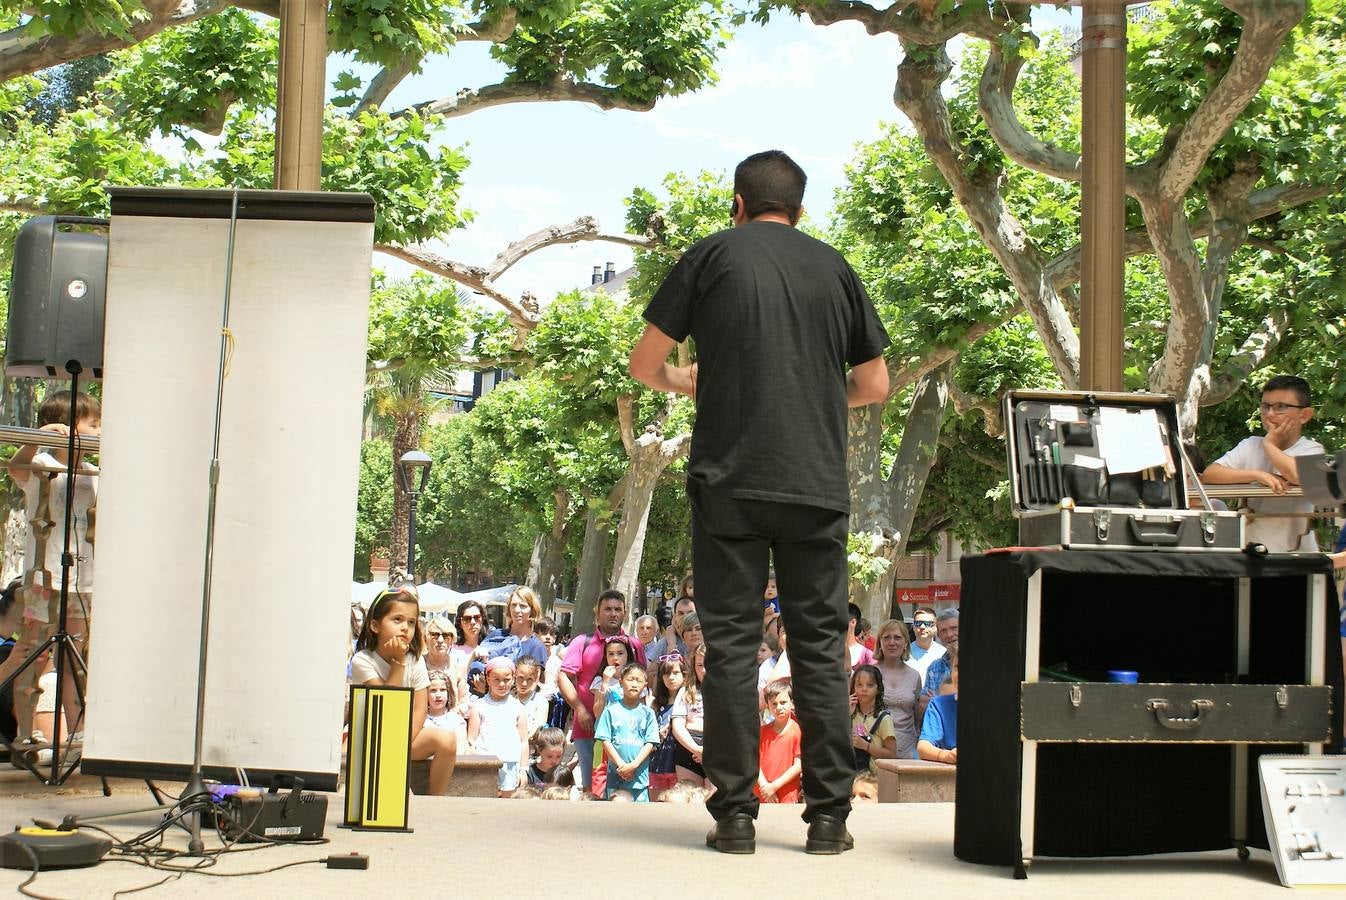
[{"x1": 1202, "y1": 375, "x2": 1322, "y2": 552}]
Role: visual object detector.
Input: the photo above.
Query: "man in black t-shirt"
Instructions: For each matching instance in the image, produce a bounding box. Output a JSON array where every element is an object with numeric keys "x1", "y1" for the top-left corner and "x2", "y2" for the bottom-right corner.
[{"x1": 629, "y1": 150, "x2": 889, "y2": 855}]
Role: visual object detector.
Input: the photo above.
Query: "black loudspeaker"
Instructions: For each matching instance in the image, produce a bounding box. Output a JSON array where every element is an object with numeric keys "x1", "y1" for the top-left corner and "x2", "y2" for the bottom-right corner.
[{"x1": 6, "y1": 216, "x2": 109, "y2": 379}]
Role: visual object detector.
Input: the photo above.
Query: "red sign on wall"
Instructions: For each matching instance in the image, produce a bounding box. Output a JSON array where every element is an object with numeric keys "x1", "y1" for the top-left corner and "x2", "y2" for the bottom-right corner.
[{"x1": 894, "y1": 582, "x2": 960, "y2": 607}]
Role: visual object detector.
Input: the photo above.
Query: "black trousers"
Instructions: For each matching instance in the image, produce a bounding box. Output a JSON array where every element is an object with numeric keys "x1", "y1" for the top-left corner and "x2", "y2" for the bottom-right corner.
[{"x1": 690, "y1": 481, "x2": 853, "y2": 824}]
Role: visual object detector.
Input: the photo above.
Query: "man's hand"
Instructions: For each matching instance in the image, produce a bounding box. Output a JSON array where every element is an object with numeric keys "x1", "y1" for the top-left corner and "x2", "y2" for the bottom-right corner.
[{"x1": 575, "y1": 707, "x2": 594, "y2": 733}]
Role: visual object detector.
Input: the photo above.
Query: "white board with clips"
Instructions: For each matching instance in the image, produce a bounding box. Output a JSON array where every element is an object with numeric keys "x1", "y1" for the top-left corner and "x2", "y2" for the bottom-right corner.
[{"x1": 1259, "y1": 754, "x2": 1346, "y2": 887}]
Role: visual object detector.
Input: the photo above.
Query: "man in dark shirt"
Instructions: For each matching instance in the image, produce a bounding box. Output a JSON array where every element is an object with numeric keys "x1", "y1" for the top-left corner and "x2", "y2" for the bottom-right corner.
[{"x1": 629, "y1": 150, "x2": 889, "y2": 854}]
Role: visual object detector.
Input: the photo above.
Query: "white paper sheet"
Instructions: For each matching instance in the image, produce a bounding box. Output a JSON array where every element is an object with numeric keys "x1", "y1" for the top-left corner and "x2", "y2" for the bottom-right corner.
[{"x1": 1095, "y1": 407, "x2": 1167, "y2": 474}]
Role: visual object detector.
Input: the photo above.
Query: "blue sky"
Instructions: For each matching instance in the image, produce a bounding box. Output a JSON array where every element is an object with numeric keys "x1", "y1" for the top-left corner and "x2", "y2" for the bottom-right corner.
[{"x1": 363, "y1": 7, "x2": 1077, "y2": 304}]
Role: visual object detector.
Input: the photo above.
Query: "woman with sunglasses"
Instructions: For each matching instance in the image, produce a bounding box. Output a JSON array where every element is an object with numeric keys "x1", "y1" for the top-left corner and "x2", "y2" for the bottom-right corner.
[
  {"x1": 422, "y1": 615, "x2": 456, "y2": 675},
  {"x1": 452, "y1": 601, "x2": 489, "y2": 705}
]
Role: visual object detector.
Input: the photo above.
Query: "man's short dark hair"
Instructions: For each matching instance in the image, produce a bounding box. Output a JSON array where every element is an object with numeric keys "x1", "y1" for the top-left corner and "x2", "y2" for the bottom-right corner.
[
  {"x1": 1262, "y1": 375, "x2": 1312, "y2": 407},
  {"x1": 734, "y1": 150, "x2": 806, "y2": 220},
  {"x1": 597, "y1": 589, "x2": 625, "y2": 607}
]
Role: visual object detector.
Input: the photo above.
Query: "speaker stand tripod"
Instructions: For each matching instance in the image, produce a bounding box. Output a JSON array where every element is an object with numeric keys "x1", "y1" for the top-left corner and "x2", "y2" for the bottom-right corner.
[{"x1": 0, "y1": 358, "x2": 95, "y2": 786}]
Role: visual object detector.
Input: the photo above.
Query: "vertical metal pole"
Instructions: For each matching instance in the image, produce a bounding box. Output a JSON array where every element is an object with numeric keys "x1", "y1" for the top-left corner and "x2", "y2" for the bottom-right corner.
[
  {"x1": 1080, "y1": 0, "x2": 1127, "y2": 391},
  {"x1": 275, "y1": 0, "x2": 327, "y2": 191},
  {"x1": 184, "y1": 190, "x2": 242, "y2": 854}
]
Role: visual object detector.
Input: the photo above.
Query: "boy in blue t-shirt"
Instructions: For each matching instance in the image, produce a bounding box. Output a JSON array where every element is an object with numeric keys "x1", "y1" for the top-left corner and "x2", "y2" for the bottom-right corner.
[{"x1": 594, "y1": 662, "x2": 660, "y2": 801}]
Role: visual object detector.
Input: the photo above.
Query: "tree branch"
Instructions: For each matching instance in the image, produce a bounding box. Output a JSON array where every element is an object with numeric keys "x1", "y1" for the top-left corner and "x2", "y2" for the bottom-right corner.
[
  {"x1": 616, "y1": 394, "x2": 637, "y2": 457},
  {"x1": 1156, "y1": 0, "x2": 1306, "y2": 201},
  {"x1": 411, "y1": 79, "x2": 655, "y2": 120},
  {"x1": 355, "y1": 10, "x2": 518, "y2": 114},
  {"x1": 894, "y1": 43, "x2": 1079, "y2": 386},
  {"x1": 486, "y1": 216, "x2": 657, "y2": 282},
  {"x1": 357, "y1": 57, "x2": 416, "y2": 114},
  {"x1": 0, "y1": 199, "x2": 48, "y2": 217},
  {"x1": 0, "y1": 0, "x2": 236, "y2": 82},
  {"x1": 948, "y1": 381, "x2": 1003, "y2": 437},
  {"x1": 978, "y1": 41, "x2": 1082, "y2": 185},
  {"x1": 375, "y1": 242, "x2": 539, "y2": 332},
  {"x1": 800, "y1": 0, "x2": 997, "y2": 43},
  {"x1": 461, "y1": 8, "x2": 520, "y2": 43},
  {"x1": 937, "y1": 435, "x2": 1002, "y2": 470},
  {"x1": 231, "y1": 0, "x2": 279, "y2": 15},
  {"x1": 1203, "y1": 307, "x2": 1291, "y2": 405},
  {"x1": 1043, "y1": 179, "x2": 1345, "y2": 289}
]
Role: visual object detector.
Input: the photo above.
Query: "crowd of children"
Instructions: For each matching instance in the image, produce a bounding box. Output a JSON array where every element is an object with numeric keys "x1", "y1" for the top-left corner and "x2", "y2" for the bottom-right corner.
[{"x1": 346, "y1": 579, "x2": 962, "y2": 804}]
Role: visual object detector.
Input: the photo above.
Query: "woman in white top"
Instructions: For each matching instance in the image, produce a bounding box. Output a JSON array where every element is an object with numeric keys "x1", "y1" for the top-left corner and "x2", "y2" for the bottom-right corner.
[{"x1": 872, "y1": 618, "x2": 923, "y2": 759}]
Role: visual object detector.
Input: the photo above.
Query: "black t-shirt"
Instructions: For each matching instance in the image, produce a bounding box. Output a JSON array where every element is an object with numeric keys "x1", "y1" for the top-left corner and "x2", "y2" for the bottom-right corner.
[{"x1": 643, "y1": 221, "x2": 889, "y2": 512}]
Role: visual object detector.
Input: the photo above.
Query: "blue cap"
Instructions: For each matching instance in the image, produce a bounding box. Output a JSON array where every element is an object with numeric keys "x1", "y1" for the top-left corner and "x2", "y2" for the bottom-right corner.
[{"x1": 1106, "y1": 670, "x2": 1139, "y2": 684}]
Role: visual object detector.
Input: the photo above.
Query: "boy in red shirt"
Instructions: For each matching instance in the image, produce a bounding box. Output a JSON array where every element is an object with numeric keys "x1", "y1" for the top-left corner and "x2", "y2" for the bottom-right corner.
[{"x1": 756, "y1": 680, "x2": 802, "y2": 803}]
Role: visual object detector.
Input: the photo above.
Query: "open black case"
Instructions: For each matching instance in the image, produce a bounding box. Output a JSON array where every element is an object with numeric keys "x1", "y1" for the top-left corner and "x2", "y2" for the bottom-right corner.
[{"x1": 1004, "y1": 389, "x2": 1244, "y2": 551}]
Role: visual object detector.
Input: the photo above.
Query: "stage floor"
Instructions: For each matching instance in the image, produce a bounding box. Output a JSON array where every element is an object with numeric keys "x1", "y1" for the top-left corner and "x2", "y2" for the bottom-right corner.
[{"x1": 0, "y1": 785, "x2": 1295, "y2": 898}]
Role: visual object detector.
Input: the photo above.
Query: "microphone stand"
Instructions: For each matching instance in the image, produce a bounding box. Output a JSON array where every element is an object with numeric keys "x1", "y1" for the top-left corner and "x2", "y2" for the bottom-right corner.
[{"x1": 182, "y1": 188, "x2": 242, "y2": 854}]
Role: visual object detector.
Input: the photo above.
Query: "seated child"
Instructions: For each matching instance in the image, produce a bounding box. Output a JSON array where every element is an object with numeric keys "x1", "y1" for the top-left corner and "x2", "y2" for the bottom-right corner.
[
  {"x1": 424, "y1": 671, "x2": 468, "y2": 749},
  {"x1": 350, "y1": 588, "x2": 457, "y2": 794},
  {"x1": 527, "y1": 727, "x2": 569, "y2": 788}
]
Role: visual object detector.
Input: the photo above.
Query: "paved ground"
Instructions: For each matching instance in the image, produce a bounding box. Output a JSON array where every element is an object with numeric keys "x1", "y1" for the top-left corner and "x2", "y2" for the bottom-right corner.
[{"x1": 0, "y1": 773, "x2": 1293, "y2": 899}]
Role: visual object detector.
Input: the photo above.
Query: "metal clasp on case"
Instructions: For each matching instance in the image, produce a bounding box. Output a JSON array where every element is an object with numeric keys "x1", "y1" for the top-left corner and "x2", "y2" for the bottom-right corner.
[
  {"x1": 1092, "y1": 508, "x2": 1111, "y2": 541},
  {"x1": 1069, "y1": 684, "x2": 1083, "y2": 708},
  {"x1": 1199, "y1": 511, "x2": 1218, "y2": 544}
]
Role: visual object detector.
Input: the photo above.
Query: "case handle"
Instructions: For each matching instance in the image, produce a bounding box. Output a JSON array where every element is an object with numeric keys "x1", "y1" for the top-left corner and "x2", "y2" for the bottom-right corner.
[
  {"x1": 1146, "y1": 698, "x2": 1213, "y2": 730},
  {"x1": 1126, "y1": 514, "x2": 1182, "y2": 546}
]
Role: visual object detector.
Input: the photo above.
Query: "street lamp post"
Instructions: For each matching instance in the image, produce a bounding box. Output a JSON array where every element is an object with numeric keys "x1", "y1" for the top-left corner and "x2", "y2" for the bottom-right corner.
[{"x1": 396, "y1": 450, "x2": 432, "y2": 582}]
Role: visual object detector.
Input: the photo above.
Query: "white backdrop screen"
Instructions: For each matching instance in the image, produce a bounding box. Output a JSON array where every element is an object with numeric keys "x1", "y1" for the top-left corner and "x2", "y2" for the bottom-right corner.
[{"x1": 83, "y1": 191, "x2": 374, "y2": 787}]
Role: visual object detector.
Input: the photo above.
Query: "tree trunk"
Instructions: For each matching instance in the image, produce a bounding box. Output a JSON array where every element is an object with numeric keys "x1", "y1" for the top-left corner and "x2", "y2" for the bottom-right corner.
[
  {"x1": 525, "y1": 534, "x2": 546, "y2": 592},
  {"x1": 608, "y1": 444, "x2": 665, "y2": 604},
  {"x1": 848, "y1": 362, "x2": 953, "y2": 625},
  {"x1": 573, "y1": 505, "x2": 611, "y2": 636},
  {"x1": 846, "y1": 400, "x2": 899, "y2": 625},
  {"x1": 609, "y1": 396, "x2": 690, "y2": 608},
  {"x1": 388, "y1": 409, "x2": 419, "y2": 580}
]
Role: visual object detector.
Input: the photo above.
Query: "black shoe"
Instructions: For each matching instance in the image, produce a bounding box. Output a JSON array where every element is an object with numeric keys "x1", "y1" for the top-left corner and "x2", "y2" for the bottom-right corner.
[
  {"x1": 805, "y1": 813, "x2": 854, "y2": 855},
  {"x1": 705, "y1": 813, "x2": 756, "y2": 854}
]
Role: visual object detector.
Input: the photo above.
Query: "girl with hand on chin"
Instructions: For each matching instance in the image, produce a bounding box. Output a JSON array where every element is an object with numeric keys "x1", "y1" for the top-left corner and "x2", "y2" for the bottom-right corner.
[{"x1": 351, "y1": 588, "x2": 457, "y2": 794}]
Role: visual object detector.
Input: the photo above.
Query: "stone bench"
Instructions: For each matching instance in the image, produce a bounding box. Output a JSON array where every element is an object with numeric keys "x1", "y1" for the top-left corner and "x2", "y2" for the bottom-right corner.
[
  {"x1": 410, "y1": 753, "x2": 502, "y2": 798},
  {"x1": 875, "y1": 757, "x2": 956, "y2": 803}
]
